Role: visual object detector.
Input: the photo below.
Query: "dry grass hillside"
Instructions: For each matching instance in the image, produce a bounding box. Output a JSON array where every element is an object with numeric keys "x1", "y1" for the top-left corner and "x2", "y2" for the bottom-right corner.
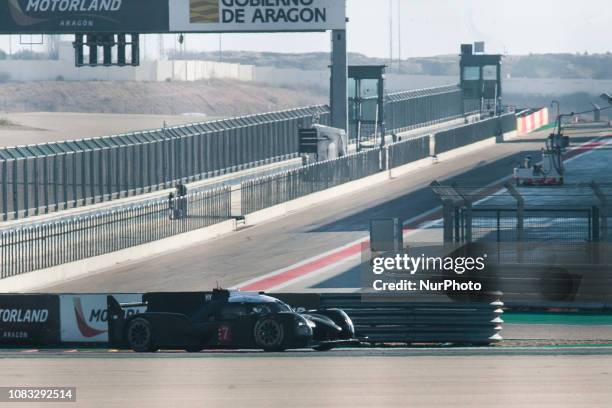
[{"x1": 0, "y1": 80, "x2": 326, "y2": 116}]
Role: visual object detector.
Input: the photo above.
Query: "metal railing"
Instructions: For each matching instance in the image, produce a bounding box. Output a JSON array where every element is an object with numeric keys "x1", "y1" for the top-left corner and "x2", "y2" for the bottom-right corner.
[
  {"x1": 0, "y1": 105, "x2": 329, "y2": 221},
  {"x1": 0, "y1": 114, "x2": 515, "y2": 280},
  {"x1": 386, "y1": 85, "x2": 465, "y2": 133},
  {"x1": 0, "y1": 187, "x2": 232, "y2": 278},
  {"x1": 241, "y1": 148, "x2": 382, "y2": 215},
  {"x1": 351, "y1": 85, "x2": 474, "y2": 143},
  {"x1": 0, "y1": 85, "x2": 479, "y2": 221}
]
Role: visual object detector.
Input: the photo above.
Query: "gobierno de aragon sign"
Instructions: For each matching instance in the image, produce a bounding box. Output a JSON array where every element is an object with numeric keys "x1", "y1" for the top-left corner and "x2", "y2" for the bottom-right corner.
[
  {"x1": 0, "y1": 0, "x2": 345, "y2": 34},
  {"x1": 170, "y1": 0, "x2": 346, "y2": 32}
]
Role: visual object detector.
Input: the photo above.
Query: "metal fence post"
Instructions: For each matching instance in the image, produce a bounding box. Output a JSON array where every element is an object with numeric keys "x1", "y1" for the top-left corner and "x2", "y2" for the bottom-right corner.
[
  {"x1": 72, "y1": 152, "x2": 78, "y2": 208},
  {"x1": 591, "y1": 181, "x2": 607, "y2": 242},
  {"x1": 23, "y1": 157, "x2": 29, "y2": 217},
  {"x1": 451, "y1": 183, "x2": 472, "y2": 243},
  {"x1": 13, "y1": 159, "x2": 19, "y2": 219},
  {"x1": 2, "y1": 160, "x2": 8, "y2": 221},
  {"x1": 505, "y1": 182, "x2": 524, "y2": 241},
  {"x1": 62, "y1": 153, "x2": 68, "y2": 209}
]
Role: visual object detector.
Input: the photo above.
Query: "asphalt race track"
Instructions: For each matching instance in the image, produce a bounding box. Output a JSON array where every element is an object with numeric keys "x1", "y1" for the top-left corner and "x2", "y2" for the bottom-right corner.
[{"x1": 1, "y1": 348, "x2": 611, "y2": 407}]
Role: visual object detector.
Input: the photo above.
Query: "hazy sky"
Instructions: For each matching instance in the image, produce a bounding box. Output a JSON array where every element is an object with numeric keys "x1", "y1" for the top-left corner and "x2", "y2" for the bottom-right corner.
[{"x1": 2, "y1": 0, "x2": 611, "y2": 57}]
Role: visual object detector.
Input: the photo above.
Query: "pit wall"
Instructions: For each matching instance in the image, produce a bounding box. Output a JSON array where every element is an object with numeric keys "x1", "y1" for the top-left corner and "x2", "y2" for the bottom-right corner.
[{"x1": 517, "y1": 108, "x2": 550, "y2": 135}]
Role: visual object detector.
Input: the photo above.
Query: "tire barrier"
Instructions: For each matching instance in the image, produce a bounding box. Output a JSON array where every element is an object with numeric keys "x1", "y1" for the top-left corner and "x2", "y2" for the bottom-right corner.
[{"x1": 0, "y1": 292, "x2": 503, "y2": 347}]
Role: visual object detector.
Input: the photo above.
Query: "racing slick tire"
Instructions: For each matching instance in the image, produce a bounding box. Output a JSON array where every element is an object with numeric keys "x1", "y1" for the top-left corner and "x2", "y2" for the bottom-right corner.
[
  {"x1": 253, "y1": 316, "x2": 285, "y2": 352},
  {"x1": 126, "y1": 317, "x2": 159, "y2": 352}
]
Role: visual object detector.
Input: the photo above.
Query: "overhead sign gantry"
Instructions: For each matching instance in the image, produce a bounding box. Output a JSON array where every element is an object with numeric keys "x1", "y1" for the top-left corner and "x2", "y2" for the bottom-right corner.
[{"x1": 0, "y1": 0, "x2": 348, "y2": 131}]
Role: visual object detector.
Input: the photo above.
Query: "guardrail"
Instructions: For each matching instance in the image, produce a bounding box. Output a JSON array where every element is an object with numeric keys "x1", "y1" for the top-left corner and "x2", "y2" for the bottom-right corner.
[
  {"x1": 0, "y1": 292, "x2": 503, "y2": 346},
  {"x1": 0, "y1": 187, "x2": 231, "y2": 278},
  {"x1": 316, "y1": 293, "x2": 503, "y2": 344}
]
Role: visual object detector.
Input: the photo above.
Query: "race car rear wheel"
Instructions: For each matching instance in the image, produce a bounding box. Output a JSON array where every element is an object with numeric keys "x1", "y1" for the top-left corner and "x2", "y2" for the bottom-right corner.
[
  {"x1": 126, "y1": 317, "x2": 158, "y2": 352},
  {"x1": 253, "y1": 317, "x2": 285, "y2": 352}
]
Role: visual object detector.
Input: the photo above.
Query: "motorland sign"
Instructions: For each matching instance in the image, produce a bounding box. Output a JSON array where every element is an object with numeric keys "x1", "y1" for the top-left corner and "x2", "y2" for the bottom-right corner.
[
  {"x1": 169, "y1": 0, "x2": 346, "y2": 32},
  {"x1": 59, "y1": 294, "x2": 144, "y2": 342},
  {"x1": 0, "y1": 0, "x2": 169, "y2": 33},
  {"x1": 0, "y1": 0, "x2": 345, "y2": 34},
  {"x1": 0, "y1": 295, "x2": 60, "y2": 345}
]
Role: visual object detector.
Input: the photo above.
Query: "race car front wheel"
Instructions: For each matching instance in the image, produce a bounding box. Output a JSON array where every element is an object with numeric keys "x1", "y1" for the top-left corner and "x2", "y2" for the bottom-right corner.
[
  {"x1": 253, "y1": 317, "x2": 285, "y2": 352},
  {"x1": 126, "y1": 317, "x2": 159, "y2": 352}
]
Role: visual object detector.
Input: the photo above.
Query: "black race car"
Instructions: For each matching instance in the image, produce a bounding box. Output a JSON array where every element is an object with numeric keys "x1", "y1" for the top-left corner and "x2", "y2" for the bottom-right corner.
[{"x1": 107, "y1": 290, "x2": 357, "y2": 352}]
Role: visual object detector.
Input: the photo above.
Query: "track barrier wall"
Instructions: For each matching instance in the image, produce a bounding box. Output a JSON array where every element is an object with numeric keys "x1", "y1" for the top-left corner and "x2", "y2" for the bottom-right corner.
[
  {"x1": 434, "y1": 113, "x2": 516, "y2": 155},
  {"x1": 0, "y1": 292, "x2": 503, "y2": 347}
]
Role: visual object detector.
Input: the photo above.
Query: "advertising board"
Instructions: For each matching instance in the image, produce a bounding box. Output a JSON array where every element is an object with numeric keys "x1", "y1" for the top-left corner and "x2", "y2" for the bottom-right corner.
[
  {"x1": 169, "y1": 0, "x2": 346, "y2": 33},
  {"x1": 59, "y1": 294, "x2": 144, "y2": 343},
  {"x1": 0, "y1": 294, "x2": 60, "y2": 345},
  {"x1": 0, "y1": 0, "x2": 169, "y2": 33}
]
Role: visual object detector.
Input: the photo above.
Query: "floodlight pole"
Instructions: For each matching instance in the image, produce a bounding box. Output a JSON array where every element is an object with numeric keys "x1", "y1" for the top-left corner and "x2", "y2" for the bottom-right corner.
[{"x1": 330, "y1": 29, "x2": 348, "y2": 133}]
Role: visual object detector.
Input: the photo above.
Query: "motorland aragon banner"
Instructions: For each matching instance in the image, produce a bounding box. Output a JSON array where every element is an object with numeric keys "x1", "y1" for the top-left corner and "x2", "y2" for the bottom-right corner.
[
  {"x1": 169, "y1": 0, "x2": 346, "y2": 32},
  {"x1": 0, "y1": 295, "x2": 60, "y2": 345},
  {"x1": 0, "y1": 0, "x2": 169, "y2": 33},
  {"x1": 59, "y1": 294, "x2": 144, "y2": 342}
]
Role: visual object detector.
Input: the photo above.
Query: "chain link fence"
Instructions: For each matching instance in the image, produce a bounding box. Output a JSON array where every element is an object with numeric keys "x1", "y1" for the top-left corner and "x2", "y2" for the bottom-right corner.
[{"x1": 0, "y1": 187, "x2": 232, "y2": 278}]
